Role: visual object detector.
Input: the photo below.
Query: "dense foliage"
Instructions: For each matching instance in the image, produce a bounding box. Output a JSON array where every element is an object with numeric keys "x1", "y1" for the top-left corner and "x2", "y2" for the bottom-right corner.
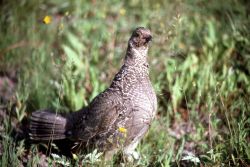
[{"x1": 0, "y1": 0, "x2": 249, "y2": 166}]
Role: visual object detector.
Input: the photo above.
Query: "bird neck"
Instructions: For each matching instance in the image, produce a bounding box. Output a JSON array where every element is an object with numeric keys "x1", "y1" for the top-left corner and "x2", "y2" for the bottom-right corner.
[{"x1": 124, "y1": 45, "x2": 149, "y2": 69}]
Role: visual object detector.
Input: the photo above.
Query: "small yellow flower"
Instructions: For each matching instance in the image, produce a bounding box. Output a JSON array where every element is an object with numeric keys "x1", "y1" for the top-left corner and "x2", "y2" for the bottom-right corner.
[
  {"x1": 118, "y1": 127, "x2": 127, "y2": 133},
  {"x1": 43, "y1": 15, "x2": 52, "y2": 24},
  {"x1": 119, "y1": 8, "x2": 126, "y2": 16}
]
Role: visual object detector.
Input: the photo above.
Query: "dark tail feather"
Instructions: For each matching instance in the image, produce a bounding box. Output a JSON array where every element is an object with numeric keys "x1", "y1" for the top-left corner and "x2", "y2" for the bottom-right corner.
[{"x1": 29, "y1": 110, "x2": 67, "y2": 141}]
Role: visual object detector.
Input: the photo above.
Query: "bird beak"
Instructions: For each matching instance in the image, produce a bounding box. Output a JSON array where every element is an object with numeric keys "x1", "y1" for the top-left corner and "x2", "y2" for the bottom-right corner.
[{"x1": 145, "y1": 35, "x2": 152, "y2": 43}]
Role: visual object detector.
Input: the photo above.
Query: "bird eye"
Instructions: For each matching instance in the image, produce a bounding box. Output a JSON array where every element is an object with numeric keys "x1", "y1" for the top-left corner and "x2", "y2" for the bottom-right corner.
[{"x1": 134, "y1": 33, "x2": 139, "y2": 37}]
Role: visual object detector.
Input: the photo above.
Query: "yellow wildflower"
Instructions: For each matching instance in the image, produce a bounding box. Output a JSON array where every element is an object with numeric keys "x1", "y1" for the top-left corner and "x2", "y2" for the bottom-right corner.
[
  {"x1": 119, "y1": 8, "x2": 126, "y2": 16},
  {"x1": 118, "y1": 127, "x2": 127, "y2": 133},
  {"x1": 43, "y1": 15, "x2": 52, "y2": 24}
]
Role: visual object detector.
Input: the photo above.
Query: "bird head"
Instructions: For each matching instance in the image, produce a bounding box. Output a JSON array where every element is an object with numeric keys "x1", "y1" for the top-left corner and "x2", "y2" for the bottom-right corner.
[
  {"x1": 129, "y1": 27, "x2": 152, "y2": 49},
  {"x1": 125, "y1": 27, "x2": 152, "y2": 66}
]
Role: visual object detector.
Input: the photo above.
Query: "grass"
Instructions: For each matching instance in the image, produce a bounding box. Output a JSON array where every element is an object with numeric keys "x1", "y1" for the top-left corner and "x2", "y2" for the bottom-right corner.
[{"x1": 0, "y1": 0, "x2": 249, "y2": 166}]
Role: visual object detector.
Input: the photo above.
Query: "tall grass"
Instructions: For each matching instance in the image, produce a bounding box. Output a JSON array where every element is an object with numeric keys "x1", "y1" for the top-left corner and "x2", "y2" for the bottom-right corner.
[{"x1": 0, "y1": 0, "x2": 249, "y2": 166}]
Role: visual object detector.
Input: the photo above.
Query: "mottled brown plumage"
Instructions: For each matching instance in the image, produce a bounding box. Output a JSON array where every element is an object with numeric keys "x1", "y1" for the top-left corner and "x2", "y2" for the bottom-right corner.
[{"x1": 30, "y1": 27, "x2": 157, "y2": 158}]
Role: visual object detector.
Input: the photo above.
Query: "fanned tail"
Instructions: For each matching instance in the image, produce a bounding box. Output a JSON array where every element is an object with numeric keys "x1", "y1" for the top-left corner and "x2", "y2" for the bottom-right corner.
[{"x1": 29, "y1": 110, "x2": 67, "y2": 141}]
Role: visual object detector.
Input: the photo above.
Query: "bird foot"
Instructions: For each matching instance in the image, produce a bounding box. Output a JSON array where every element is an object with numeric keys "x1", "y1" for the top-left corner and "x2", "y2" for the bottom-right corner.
[{"x1": 124, "y1": 150, "x2": 140, "y2": 162}]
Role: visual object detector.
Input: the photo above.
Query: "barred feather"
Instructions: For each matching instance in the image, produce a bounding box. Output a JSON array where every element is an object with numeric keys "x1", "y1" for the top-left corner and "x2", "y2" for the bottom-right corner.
[{"x1": 29, "y1": 110, "x2": 67, "y2": 141}]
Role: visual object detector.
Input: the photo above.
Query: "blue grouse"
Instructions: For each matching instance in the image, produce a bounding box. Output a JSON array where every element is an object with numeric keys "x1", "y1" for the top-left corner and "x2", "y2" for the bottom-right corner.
[{"x1": 30, "y1": 27, "x2": 157, "y2": 159}]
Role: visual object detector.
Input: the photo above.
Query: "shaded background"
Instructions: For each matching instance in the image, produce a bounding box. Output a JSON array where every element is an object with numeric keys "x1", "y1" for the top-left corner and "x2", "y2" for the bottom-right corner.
[{"x1": 0, "y1": 0, "x2": 249, "y2": 166}]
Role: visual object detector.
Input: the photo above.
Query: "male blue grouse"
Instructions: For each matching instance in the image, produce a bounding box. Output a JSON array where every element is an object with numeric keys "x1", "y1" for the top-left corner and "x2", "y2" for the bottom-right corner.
[{"x1": 30, "y1": 27, "x2": 157, "y2": 159}]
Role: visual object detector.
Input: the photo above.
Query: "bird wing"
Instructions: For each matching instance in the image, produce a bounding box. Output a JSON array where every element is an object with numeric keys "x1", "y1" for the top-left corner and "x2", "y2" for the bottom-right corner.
[{"x1": 70, "y1": 89, "x2": 122, "y2": 141}]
